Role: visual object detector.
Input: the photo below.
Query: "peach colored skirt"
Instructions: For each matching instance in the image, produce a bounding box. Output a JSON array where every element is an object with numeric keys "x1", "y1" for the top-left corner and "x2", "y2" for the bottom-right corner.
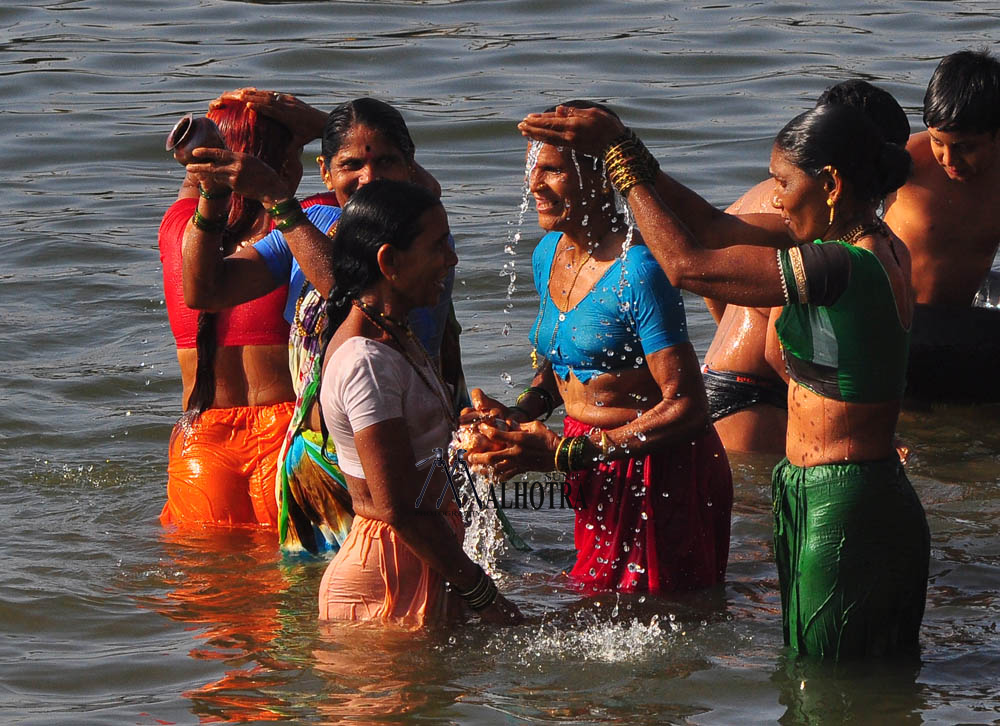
[{"x1": 318, "y1": 508, "x2": 467, "y2": 627}]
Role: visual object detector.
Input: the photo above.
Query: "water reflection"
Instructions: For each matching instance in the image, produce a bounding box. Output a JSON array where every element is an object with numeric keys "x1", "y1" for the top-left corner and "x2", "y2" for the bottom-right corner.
[
  {"x1": 773, "y1": 653, "x2": 925, "y2": 725},
  {"x1": 141, "y1": 527, "x2": 316, "y2": 723}
]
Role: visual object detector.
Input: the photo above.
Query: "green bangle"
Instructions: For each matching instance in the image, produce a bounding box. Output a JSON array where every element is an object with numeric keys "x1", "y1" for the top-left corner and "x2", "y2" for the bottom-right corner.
[
  {"x1": 517, "y1": 386, "x2": 555, "y2": 421},
  {"x1": 276, "y1": 208, "x2": 306, "y2": 232},
  {"x1": 192, "y1": 209, "x2": 225, "y2": 234},
  {"x1": 198, "y1": 184, "x2": 231, "y2": 200},
  {"x1": 268, "y1": 197, "x2": 301, "y2": 217},
  {"x1": 568, "y1": 436, "x2": 590, "y2": 472}
]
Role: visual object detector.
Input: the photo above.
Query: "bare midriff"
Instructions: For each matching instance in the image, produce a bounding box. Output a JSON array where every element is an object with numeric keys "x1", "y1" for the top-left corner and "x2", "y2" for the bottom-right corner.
[
  {"x1": 176, "y1": 343, "x2": 295, "y2": 410},
  {"x1": 785, "y1": 379, "x2": 900, "y2": 467},
  {"x1": 554, "y1": 364, "x2": 663, "y2": 430}
]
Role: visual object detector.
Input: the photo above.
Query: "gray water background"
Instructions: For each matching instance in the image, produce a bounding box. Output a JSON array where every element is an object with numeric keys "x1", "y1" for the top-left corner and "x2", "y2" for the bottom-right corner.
[{"x1": 2, "y1": 1, "x2": 999, "y2": 723}]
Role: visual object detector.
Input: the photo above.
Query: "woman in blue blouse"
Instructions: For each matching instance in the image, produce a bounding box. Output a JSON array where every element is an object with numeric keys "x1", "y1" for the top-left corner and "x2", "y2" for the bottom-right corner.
[{"x1": 466, "y1": 102, "x2": 733, "y2": 596}]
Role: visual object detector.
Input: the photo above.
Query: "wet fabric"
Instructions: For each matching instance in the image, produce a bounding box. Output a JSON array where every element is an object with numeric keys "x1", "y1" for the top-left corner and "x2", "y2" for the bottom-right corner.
[
  {"x1": 318, "y1": 508, "x2": 467, "y2": 626},
  {"x1": 776, "y1": 240, "x2": 910, "y2": 403},
  {"x1": 530, "y1": 231, "x2": 689, "y2": 382},
  {"x1": 772, "y1": 456, "x2": 930, "y2": 661},
  {"x1": 279, "y1": 427, "x2": 353, "y2": 554},
  {"x1": 702, "y1": 365, "x2": 787, "y2": 422},
  {"x1": 159, "y1": 197, "x2": 289, "y2": 349},
  {"x1": 563, "y1": 416, "x2": 732, "y2": 595},
  {"x1": 161, "y1": 402, "x2": 294, "y2": 527}
]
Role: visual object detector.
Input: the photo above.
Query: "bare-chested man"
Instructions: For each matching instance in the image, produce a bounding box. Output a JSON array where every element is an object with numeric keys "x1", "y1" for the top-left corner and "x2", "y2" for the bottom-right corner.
[
  {"x1": 884, "y1": 50, "x2": 1000, "y2": 401},
  {"x1": 884, "y1": 49, "x2": 1000, "y2": 306}
]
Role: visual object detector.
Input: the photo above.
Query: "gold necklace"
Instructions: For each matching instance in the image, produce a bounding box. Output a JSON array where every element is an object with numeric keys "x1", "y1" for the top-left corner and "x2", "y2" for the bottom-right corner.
[
  {"x1": 353, "y1": 300, "x2": 457, "y2": 427},
  {"x1": 841, "y1": 219, "x2": 885, "y2": 245},
  {"x1": 531, "y1": 245, "x2": 593, "y2": 369}
]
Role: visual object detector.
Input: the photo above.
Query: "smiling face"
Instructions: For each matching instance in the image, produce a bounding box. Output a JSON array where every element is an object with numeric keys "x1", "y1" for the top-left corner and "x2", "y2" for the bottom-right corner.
[
  {"x1": 927, "y1": 126, "x2": 1000, "y2": 182},
  {"x1": 319, "y1": 124, "x2": 414, "y2": 206},
  {"x1": 768, "y1": 146, "x2": 831, "y2": 243},
  {"x1": 391, "y1": 204, "x2": 457, "y2": 309},
  {"x1": 528, "y1": 143, "x2": 606, "y2": 234}
]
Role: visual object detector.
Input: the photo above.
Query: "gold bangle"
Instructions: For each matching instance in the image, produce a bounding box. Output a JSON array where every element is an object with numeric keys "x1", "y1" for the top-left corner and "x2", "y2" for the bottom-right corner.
[
  {"x1": 554, "y1": 437, "x2": 568, "y2": 473},
  {"x1": 600, "y1": 431, "x2": 610, "y2": 458}
]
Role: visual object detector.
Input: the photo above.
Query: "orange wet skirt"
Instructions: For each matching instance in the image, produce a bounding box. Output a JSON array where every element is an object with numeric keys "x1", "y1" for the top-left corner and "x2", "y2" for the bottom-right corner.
[
  {"x1": 318, "y1": 507, "x2": 467, "y2": 627},
  {"x1": 160, "y1": 402, "x2": 294, "y2": 528}
]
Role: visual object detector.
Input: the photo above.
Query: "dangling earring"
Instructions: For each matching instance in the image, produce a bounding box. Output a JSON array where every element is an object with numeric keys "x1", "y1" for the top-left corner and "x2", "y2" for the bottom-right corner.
[{"x1": 827, "y1": 197, "x2": 836, "y2": 226}]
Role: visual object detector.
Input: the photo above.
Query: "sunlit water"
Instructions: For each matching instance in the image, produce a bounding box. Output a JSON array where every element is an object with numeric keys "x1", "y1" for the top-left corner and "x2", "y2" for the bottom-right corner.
[{"x1": 2, "y1": 1, "x2": 1000, "y2": 723}]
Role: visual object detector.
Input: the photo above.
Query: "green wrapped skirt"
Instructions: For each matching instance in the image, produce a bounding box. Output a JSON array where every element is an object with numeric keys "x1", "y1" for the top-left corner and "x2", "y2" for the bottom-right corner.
[{"x1": 772, "y1": 456, "x2": 930, "y2": 661}]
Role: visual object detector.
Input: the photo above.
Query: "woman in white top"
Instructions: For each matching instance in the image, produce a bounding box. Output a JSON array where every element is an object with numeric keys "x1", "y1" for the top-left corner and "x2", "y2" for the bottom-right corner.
[{"x1": 317, "y1": 179, "x2": 521, "y2": 626}]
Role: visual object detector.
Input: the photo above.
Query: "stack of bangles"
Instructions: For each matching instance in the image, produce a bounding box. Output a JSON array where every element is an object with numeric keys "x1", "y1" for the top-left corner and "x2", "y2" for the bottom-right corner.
[
  {"x1": 191, "y1": 184, "x2": 232, "y2": 234},
  {"x1": 554, "y1": 430, "x2": 610, "y2": 473},
  {"x1": 603, "y1": 128, "x2": 660, "y2": 196},
  {"x1": 509, "y1": 385, "x2": 555, "y2": 422},
  {"x1": 455, "y1": 565, "x2": 499, "y2": 611},
  {"x1": 267, "y1": 197, "x2": 307, "y2": 232}
]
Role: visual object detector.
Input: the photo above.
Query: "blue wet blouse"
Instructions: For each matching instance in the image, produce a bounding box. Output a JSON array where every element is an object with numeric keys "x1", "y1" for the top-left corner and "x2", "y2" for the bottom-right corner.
[{"x1": 529, "y1": 231, "x2": 689, "y2": 382}]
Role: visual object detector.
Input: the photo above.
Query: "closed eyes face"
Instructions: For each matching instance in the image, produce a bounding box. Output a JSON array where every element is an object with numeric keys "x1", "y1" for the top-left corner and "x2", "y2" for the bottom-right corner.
[
  {"x1": 321, "y1": 124, "x2": 413, "y2": 206},
  {"x1": 927, "y1": 126, "x2": 1000, "y2": 182}
]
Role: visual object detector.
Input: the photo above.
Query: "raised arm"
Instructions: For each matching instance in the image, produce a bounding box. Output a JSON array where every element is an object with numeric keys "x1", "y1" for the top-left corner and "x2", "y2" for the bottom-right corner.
[
  {"x1": 184, "y1": 147, "x2": 338, "y2": 301},
  {"x1": 518, "y1": 106, "x2": 789, "y2": 306}
]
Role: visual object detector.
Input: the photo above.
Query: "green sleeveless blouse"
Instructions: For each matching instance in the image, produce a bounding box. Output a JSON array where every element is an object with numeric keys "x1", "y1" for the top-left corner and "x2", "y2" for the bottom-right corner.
[{"x1": 776, "y1": 240, "x2": 910, "y2": 403}]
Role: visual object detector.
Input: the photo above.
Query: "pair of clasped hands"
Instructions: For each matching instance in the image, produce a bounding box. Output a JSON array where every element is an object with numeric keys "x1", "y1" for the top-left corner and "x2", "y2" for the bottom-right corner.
[{"x1": 458, "y1": 389, "x2": 562, "y2": 481}]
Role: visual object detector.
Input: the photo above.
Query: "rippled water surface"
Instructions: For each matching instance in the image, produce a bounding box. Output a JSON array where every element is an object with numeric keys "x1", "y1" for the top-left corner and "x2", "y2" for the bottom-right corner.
[{"x1": 2, "y1": 1, "x2": 1000, "y2": 723}]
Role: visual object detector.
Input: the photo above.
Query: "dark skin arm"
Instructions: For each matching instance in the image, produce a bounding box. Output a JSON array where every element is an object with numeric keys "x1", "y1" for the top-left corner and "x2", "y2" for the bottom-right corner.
[
  {"x1": 460, "y1": 361, "x2": 562, "y2": 427},
  {"x1": 518, "y1": 106, "x2": 790, "y2": 305},
  {"x1": 352, "y1": 419, "x2": 523, "y2": 625},
  {"x1": 465, "y1": 344, "x2": 710, "y2": 480},
  {"x1": 183, "y1": 147, "x2": 338, "y2": 309}
]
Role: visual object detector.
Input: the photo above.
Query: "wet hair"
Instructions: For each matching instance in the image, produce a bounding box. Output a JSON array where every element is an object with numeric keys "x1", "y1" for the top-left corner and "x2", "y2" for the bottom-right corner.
[
  {"x1": 321, "y1": 98, "x2": 415, "y2": 163},
  {"x1": 923, "y1": 49, "x2": 1000, "y2": 133},
  {"x1": 321, "y1": 179, "x2": 442, "y2": 340},
  {"x1": 208, "y1": 100, "x2": 294, "y2": 242},
  {"x1": 186, "y1": 101, "x2": 293, "y2": 418},
  {"x1": 774, "y1": 103, "x2": 912, "y2": 205},
  {"x1": 816, "y1": 80, "x2": 910, "y2": 146}
]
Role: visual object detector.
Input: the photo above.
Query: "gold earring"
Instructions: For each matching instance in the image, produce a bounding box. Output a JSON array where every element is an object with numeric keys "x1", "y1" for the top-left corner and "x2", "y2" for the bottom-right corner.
[
  {"x1": 391, "y1": 273, "x2": 399, "y2": 281},
  {"x1": 827, "y1": 197, "x2": 835, "y2": 226}
]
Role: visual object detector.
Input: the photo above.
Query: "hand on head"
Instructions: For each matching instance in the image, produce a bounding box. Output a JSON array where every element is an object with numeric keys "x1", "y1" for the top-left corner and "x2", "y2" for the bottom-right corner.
[
  {"x1": 518, "y1": 104, "x2": 627, "y2": 156},
  {"x1": 210, "y1": 87, "x2": 326, "y2": 149}
]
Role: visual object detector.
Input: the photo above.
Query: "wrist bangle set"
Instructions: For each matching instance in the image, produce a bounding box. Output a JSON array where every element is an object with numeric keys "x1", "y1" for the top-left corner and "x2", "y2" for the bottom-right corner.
[
  {"x1": 198, "y1": 184, "x2": 231, "y2": 200},
  {"x1": 455, "y1": 565, "x2": 499, "y2": 611},
  {"x1": 192, "y1": 208, "x2": 226, "y2": 234},
  {"x1": 554, "y1": 434, "x2": 594, "y2": 473},
  {"x1": 268, "y1": 197, "x2": 306, "y2": 232},
  {"x1": 515, "y1": 386, "x2": 555, "y2": 422},
  {"x1": 603, "y1": 129, "x2": 659, "y2": 197}
]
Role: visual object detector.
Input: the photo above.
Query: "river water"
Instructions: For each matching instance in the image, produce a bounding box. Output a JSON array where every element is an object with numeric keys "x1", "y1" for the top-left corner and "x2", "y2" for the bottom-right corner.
[{"x1": 2, "y1": 1, "x2": 999, "y2": 723}]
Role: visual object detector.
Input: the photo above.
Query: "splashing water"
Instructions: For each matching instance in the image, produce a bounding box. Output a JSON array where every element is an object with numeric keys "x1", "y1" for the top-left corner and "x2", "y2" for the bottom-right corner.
[
  {"x1": 501, "y1": 139, "x2": 543, "y2": 339},
  {"x1": 488, "y1": 608, "x2": 682, "y2": 665},
  {"x1": 449, "y1": 430, "x2": 509, "y2": 585}
]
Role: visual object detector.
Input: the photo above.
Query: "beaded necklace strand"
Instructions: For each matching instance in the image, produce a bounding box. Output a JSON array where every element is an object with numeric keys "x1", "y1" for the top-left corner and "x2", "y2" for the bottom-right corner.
[{"x1": 353, "y1": 299, "x2": 457, "y2": 428}]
